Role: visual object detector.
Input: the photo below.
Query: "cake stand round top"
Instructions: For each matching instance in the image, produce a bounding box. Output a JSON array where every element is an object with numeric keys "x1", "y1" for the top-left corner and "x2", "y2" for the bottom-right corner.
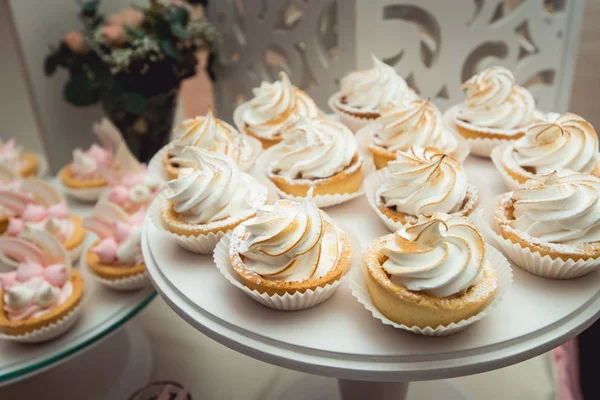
[{"x1": 142, "y1": 157, "x2": 600, "y2": 382}]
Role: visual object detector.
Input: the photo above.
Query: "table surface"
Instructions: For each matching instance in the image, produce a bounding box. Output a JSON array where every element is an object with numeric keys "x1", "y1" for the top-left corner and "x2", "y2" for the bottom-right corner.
[
  {"x1": 142, "y1": 155, "x2": 600, "y2": 382},
  {"x1": 0, "y1": 180, "x2": 155, "y2": 386}
]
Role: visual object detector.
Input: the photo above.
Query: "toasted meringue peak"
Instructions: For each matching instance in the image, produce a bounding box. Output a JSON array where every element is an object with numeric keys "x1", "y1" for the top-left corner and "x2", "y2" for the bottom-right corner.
[
  {"x1": 238, "y1": 189, "x2": 343, "y2": 282},
  {"x1": 372, "y1": 99, "x2": 456, "y2": 152},
  {"x1": 166, "y1": 148, "x2": 266, "y2": 224},
  {"x1": 339, "y1": 55, "x2": 417, "y2": 110},
  {"x1": 510, "y1": 112, "x2": 599, "y2": 174},
  {"x1": 242, "y1": 72, "x2": 319, "y2": 139},
  {"x1": 458, "y1": 66, "x2": 535, "y2": 129},
  {"x1": 269, "y1": 116, "x2": 358, "y2": 179},
  {"x1": 511, "y1": 170, "x2": 600, "y2": 245},
  {"x1": 168, "y1": 109, "x2": 252, "y2": 168},
  {"x1": 378, "y1": 147, "x2": 468, "y2": 216},
  {"x1": 382, "y1": 212, "x2": 486, "y2": 297}
]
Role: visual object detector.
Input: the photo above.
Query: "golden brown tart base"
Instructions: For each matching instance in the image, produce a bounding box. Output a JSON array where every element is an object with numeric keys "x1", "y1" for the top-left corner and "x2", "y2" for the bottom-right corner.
[
  {"x1": 498, "y1": 155, "x2": 600, "y2": 185},
  {"x1": 495, "y1": 196, "x2": 600, "y2": 261},
  {"x1": 241, "y1": 125, "x2": 281, "y2": 149},
  {"x1": 269, "y1": 155, "x2": 362, "y2": 197},
  {"x1": 455, "y1": 120, "x2": 525, "y2": 141},
  {"x1": 0, "y1": 217, "x2": 8, "y2": 235},
  {"x1": 335, "y1": 96, "x2": 380, "y2": 120},
  {"x1": 0, "y1": 270, "x2": 84, "y2": 336},
  {"x1": 377, "y1": 185, "x2": 478, "y2": 225},
  {"x1": 59, "y1": 165, "x2": 107, "y2": 189},
  {"x1": 364, "y1": 236, "x2": 498, "y2": 328},
  {"x1": 18, "y1": 152, "x2": 39, "y2": 178},
  {"x1": 230, "y1": 230, "x2": 352, "y2": 296},
  {"x1": 163, "y1": 153, "x2": 181, "y2": 180},
  {"x1": 161, "y1": 202, "x2": 259, "y2": 237},
  {"x1": 64, "y1": 216, "x2": 86, "y2": 252},
  {"x1": 86, "y1": 240, "x2": 146, "y2": 280}
]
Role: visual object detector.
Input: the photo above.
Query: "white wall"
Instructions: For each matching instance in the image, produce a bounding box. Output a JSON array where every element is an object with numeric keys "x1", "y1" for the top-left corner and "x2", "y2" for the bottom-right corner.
[
  {"x1": 0, "y1": 0, "x2": 43, "y2": 155},
  {"x1": 8, "y1": 0, "x2": 143, "y2": 172}
]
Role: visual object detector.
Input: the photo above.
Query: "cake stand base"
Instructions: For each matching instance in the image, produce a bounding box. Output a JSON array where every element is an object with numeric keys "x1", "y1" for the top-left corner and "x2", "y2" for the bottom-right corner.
[
  {"x1": 0, "y1": 323, "x2": 152, "y2": 399},
  {"x1": 268, "y1": 374, "x2": 471, "y2": 400}
]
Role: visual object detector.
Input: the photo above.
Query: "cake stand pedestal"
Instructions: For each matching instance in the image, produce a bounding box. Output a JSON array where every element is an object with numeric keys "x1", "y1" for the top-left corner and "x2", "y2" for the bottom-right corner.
[{"x1": 141, "y1": 156, "x2": 600, "y2": 400}]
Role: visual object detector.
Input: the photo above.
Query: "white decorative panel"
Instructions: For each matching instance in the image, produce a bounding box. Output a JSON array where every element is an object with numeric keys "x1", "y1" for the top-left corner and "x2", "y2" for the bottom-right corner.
[{"x1": 208, "y1": 0, "x2": 584, "y2": 121}]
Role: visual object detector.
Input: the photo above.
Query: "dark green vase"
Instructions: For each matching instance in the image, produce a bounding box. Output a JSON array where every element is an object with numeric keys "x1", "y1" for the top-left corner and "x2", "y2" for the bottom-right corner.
[{"x1": 103, "y1": 90, "x2": 178, "y2": 163}]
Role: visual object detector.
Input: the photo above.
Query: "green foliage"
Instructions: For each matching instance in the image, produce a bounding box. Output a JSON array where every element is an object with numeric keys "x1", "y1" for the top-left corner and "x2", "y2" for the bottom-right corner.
[{"x1": 45, "y1": 0, "x2": 220, "y2": 110}]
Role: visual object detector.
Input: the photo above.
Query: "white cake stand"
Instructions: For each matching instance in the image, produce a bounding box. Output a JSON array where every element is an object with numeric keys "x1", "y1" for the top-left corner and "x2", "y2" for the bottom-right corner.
[{"x1": 141, "y1": 156, "x2": 600, "y2": 400}]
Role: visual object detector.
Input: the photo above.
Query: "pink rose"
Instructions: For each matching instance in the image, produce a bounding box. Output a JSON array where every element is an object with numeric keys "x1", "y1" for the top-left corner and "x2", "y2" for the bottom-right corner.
[
  {"x1": 64, "y1": 31, "x2": 87, "y2": 54},
  {"x1": 119, "y1": 7, "x2": 144, "y2": 29},
  {"x1": 102, "y1": 25, "x2": 126, "y2": 47},
  {"x1": 107, "y1": 7, "x2": 144, "y2": 29}
]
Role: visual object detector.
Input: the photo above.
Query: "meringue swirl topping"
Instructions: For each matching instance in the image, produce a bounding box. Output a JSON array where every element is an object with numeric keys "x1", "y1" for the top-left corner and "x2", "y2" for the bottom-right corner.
[
  {"x1": 510, "y1": 171, "x2": 600, "y2": 245},
  {"x1": 269, "y1": 116, "x2": 358, "y2": 179},
  {"x1": 378, "y1": 147, "x2": 468, "y2": 216},
  {"x1": 166, "y1": 148, "x2": 266, "y2": 224},
  {"x1": 242, "y1": 72, "x2": 319, "y2": 139},
  {"x1": 372, "y1": 99, "x2": 456, "y2": 152},
  {"x1": 236, "y1": 191, "x2": 343, "y2": 282},
  {"x1": 339, "y1": 55, "x2": 416, "y2": 111},
  {"x1": 458, "y1": 66, "x2": 535, "y2": 129},
  {"x1": 511, "y1": 113, "x2": 599, "y2": 174},
  {"x1": 381, "y1": 213, "x2": 485, "y2": 297},
  {"x1": 168, "y1": 110, "x2": 251, "y2": 166}
]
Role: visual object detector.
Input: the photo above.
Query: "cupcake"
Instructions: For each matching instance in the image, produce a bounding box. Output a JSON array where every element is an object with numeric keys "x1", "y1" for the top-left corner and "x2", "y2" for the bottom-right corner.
[
  {"x1": 364, "y1": 213, "x2": 498, "y2": 328},
  {"x1": 0, "y1": 163, "x2": 20, "y2": 234},
  {"x1": 162, "y1": 109, "x2": 259, "y2": 179},
  {"x1": 102, "y1": 145, "x2": 162, "y2": 214},
  {"x1": 1, "y1": 179, "x2": 87, "y2": 262},
  {"x1": 0, "y1": 138, "x2": 39, "y2": 178},
  {"x1": 368, "y1": 147, "x2": 477, "y2": 229},
  {"x1": 493, "y1": 113, "x2": 600, "y2": 187},
  {"x1": 83, "y1": 201, "x2": 147, "y2": 290},
  {"x1": 160, "y1": 147, "x2": 268, "y2": 252},
  {"x1": 266, "y1": 116, "x2": 363, "y2": 198},
  {"x1": 228, "y1": 189, "x2": 352, "y2": 297},
  {"x1": 328, "y1": 55, "x2": 417, "y2": 131},
  {"x1": 360, "y1": 99, "x2": 461, "y2": 169},
  {"x1": 444, "y1": 67, "x2": 540, "y2": 157},
  {"x1": 59, "y1": 119, "x2": 122, "y2": 200},
  {"x1": 495, "y1": 171, "x2": 600, "y2": 266},
  {"x1": 234, "y1": 72, "x2": 320, "y2": 149},
  {"x1": 0, "y1": 231, "x2": 84, "y2": 339}
]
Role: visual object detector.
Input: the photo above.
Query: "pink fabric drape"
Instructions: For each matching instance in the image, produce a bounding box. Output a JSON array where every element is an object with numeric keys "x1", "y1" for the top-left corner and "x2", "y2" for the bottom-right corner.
[
  {"x1": 554, "y1": 339, "x2": 583, "y2": 400},
  {"x1": 180, "y1": 51, "x2": 213, "y2": 119}
]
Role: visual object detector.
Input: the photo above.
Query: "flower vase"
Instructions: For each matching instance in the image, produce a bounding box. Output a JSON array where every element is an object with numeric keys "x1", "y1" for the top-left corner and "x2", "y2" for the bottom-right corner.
[{"x1": 103, "y1": 90, "x2": 178, "y2": 163}]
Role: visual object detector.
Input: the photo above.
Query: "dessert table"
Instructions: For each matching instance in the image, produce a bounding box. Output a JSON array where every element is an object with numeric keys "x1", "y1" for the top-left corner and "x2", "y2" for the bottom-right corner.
[
  {"x1": 142, "y1": 155, "x2": 600, "y2": 400},
  {"x1": 0, "y1": 178, "x2": 156, "y2": 397}
]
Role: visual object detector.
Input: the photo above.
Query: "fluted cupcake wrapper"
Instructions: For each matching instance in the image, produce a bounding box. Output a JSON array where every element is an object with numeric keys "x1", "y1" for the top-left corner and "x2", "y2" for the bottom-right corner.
[
  {"x1": 328, "y1": 94, "x2": 375, "y2": 133},
  {"x1": 354, "y1": 122, "x2": 471, "y2": 165},
  {"x1": 349, "y1": 244, "x2": 513, "y2": 336},
  {"x1": 254, "y1": 148, "x2": 371, "y2": 209},
  {"x1": 58, "y1": 181, "x2": 107, "y2": 202},
  {"x1": 36, "y1": 152, "x2": 49, "y2": 178},
  {"x1": 148, "y1": 192, "x2": 229, "y2": 254},
  {"x1": 490, "y1": 145, "x2": 521, "y2": 190},
  {"x1": 213, "y1": 227, "x2": 361, "y2": 311},
  {"x1": 79, "y1": 247, "x2": 150, "y2": 291},
  {"x1": 471, "y1": 210, "x2": 600, "y2": 279},
  {"x1": 0, "y1": 304, "x2": 83, "y2": 343}
]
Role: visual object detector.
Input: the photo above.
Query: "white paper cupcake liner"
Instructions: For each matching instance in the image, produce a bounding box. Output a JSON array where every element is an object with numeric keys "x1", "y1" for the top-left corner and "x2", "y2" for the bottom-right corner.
[
  {"x1": 78, "y1": 246, "x2": 150, "y2": 291},
  {"x1": 254, "y1": 148, "x2": 371, "y2": 208},
  {"x1": 349, "y1": 244, "x2": 513, "y2": 336},
  {"x1": 147, "y1": 144, "x2": 171, "y2": 182},
  {"x1": 68, "y1": 238, "x2": 85, "y2": 264},
  {"x1": 328, "y1": 94, "x2": 374, "y2": 133},
  {"x1": 35, "y1": 152, "x2": 49, "y2": 178},
  {"x1": 148, "y1": 192, "x2": 228, "y2": 254},
  {"x1": 355, "y1": 124, "x2": 471, "y2": 167},
  {"x1": 59, "y1": 181, "x2": 107, "y2": 202},
  {"x1": 0, "y1": 304, "x2": 83, "y2": 343},
  {"x1": 490, "y1": 145, "x2": 522, "y2": 190},
  {"x1": 214, "y1": 227, "x2": 361, "y2": 311},
  {"x1": 471, "y1": 210, "x2": 600, "y2": 279}
]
